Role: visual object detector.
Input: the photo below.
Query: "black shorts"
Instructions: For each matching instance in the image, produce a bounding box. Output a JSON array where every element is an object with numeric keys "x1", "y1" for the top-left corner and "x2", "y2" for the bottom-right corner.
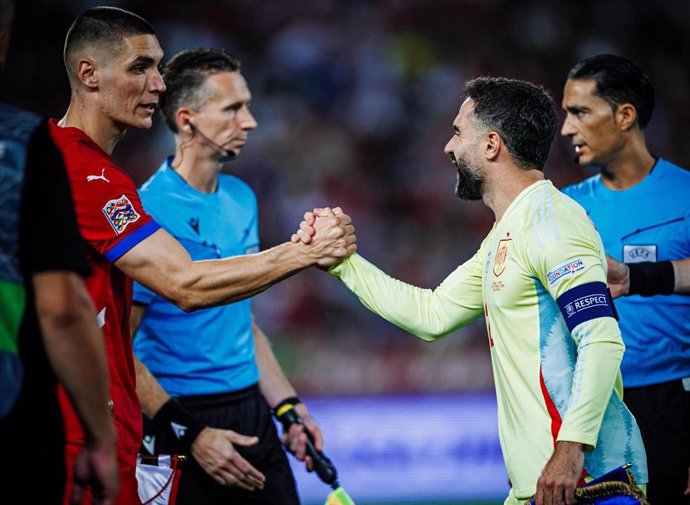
[
  {"x1": 145, "y1": 384, "x2": 300, "y2": 505},
  {"x1": 624, "y1": 379, "x2": 690, "y2": 505}
]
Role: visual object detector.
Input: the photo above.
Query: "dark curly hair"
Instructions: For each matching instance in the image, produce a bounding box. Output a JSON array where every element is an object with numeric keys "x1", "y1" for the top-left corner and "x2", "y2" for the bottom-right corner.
[{"x1": 464, "y1": 77, "x2": 557, "y2": 171}]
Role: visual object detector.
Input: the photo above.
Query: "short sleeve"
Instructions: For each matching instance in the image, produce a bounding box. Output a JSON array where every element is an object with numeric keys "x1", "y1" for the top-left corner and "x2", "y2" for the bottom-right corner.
[
  {"x1": 67, "y1": 156, "x2": 160, "y2": 263},
  {"x1": 19, "y1": 121, "x2": 91, "y2": 277}
]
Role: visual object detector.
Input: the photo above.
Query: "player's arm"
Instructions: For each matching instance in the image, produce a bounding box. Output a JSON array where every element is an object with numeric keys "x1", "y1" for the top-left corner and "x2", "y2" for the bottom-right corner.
[
  {"x1": 607, "y1": 254, "x2": 690, "y2": 297},
  {"x1": 35, "y1": 272, "x2": 114, "y2": 448},
  {"x1": 533, "y1": 229, "x2": 624, "y2": 505},
  {"x1": 131, "y1": 304, "x2": 266, "y2": 491},
  {"x1": 34, "y1": 272, "x2": 119, "y2": 503},
  {"x1": 328, "y1": 252, "x2": 484, "y2": 341},
  {"x1": 253, "y1": 322, "x2": 322, "y2": 468},
  {"x1": 117, "y1": 211, "x2": 355, "y2": 312},
  {"x1": 23, "y1": 120, "x2": 118, "y2": 503}
]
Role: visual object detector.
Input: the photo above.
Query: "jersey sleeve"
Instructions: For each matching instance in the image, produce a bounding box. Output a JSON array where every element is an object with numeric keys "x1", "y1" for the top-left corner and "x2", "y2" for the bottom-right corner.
[
  {"x1": 528, "y1": 214, "x2": 624, "y2": 448},
  {"x1": 69, "y1": 159, "x2": 160, "y2": 263},
  {"x1": 329, "y1": 251, "x2": 484, "y2": 341},
  {"x1": 19, "y1": 121, "x2": 91, "y2": 276}
]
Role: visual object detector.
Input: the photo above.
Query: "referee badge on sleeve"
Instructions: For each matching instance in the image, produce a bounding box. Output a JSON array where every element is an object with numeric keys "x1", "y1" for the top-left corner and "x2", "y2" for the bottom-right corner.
[{"x1": 102, "y1": 194, "x2": 141, "y2": 235}]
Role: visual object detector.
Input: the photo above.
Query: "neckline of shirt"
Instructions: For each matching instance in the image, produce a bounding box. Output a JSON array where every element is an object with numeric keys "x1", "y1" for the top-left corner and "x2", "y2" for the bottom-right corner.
[
  {"x1": 163, "y1": 156, "x2": 221, "y2": 198},
  {"x1": 595, "y1": 157, "x2": 663, "y2": 195}
]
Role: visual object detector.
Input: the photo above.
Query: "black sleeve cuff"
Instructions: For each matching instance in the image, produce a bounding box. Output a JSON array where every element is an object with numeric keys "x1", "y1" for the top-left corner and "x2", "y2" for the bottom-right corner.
[
  {"x1": 152, "y1": 399, "x2": 204, "y2": 454},
  {"x1": 627, "y1": 261, "x2": 675, "y2": 297}
]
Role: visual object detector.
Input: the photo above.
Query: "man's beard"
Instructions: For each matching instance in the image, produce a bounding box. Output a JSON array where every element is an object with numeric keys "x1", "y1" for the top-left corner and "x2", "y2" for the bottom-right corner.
[{"x1": 453, "y1": 154, "x2": 484, "y2": 201}]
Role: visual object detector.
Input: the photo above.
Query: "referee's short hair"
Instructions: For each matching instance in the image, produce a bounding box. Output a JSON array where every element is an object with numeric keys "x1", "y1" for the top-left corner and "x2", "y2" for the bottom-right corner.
[
  {"x1": 567, "y1": 54, "x2": 654, "y2": 129},
  {"x1": 464, "y1": 77, "x2": 557, "y2": 172},
  {"x1": 159, "y1": 48, "x2": 241, "y2": 134},
  {"x1": 64, "y1": 6, "x2": 155, "y2": 83}
]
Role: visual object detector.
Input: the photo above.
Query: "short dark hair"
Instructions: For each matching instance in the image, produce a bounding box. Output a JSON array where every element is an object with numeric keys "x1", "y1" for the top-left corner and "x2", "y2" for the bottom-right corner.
[
  {"x1": 64, "y1": 6, "x2": 155, "y2": 81},
  {"x1": 464, "y1": 77, "x2": 557, "y2": 171},
  {"x1": 159, "y1": 48, "x2": 241, "y2": 133},
  {"x1": 567, "y1": 54, "x2": 654, "y2": 129}
]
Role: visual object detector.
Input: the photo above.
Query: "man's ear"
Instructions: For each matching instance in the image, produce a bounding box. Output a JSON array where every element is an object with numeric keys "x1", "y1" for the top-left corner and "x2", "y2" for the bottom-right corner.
[
  {"x1": 176, "y1": 108, "x2": 195, "y2": 134},
  {"x1": 616, "y1": 103, "x2": 638, "y2": 132},
  {"x1": 484, "y1": 131, "x2": 501, "y2": 161},
  {"x1": 77, "y1": 58, "x2": 98, "y2": 89}
]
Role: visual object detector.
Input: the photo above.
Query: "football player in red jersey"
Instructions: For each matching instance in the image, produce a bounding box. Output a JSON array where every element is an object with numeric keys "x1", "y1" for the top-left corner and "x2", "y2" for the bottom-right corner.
[{"x1": 51, "y1": 7, "x2": 356, "y2": 505}]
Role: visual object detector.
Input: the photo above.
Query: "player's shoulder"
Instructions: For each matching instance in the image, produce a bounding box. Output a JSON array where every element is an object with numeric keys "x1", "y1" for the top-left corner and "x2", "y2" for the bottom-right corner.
[
  {"x1": 54, "y1": 131, "x2": 130, "y2": 185},
  {"x1": 76, "y1": 152, "x2": 134, "y2": 188},
  {"x1": 521, "y1": 179, "x2": 586, "y2": 218},
  {"x1": 519, "y1": 181, "x2": 594, "y2": 247}
]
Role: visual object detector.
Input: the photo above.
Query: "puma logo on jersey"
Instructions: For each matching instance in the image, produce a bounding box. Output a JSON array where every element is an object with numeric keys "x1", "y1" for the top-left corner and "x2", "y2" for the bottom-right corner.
[{"x1": 87, "y1": 168, "x2": 110, "y2": 183}]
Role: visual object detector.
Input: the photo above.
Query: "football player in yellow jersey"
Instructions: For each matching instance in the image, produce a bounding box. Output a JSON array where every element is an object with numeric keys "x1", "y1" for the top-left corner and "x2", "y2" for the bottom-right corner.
[{"x1": 294, "y1": 77, "x2": 647, "y2": 505}]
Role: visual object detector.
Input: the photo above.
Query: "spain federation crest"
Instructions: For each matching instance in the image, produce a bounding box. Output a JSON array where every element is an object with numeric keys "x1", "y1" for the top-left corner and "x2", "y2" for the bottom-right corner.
[
  {"x1": 102, "y1": 194, "x2": 140, "y2": 235},
  {"x1": 493, "y1": 238, "x2": 511, "y2": 277}
]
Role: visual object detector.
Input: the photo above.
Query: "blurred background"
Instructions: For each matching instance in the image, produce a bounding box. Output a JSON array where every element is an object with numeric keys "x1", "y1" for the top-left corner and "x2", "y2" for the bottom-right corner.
[{"x1": 5, "y1": 1, "x2": 689, "y2": 503}]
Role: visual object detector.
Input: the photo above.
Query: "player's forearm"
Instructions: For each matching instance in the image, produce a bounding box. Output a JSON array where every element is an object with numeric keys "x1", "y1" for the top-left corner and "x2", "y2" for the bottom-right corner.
[
  {"x1": 558, "y1": 318, "x2": 624, "y2": 447},
  {"x1": 34, "y1": 272, "x2": 115, "y2": 448},
  {"x1": 329, "y1": 253, "x2": 483, "y2": 341},
  {"x1": 177, "y1": 241, "x2": 315, "y2": 311},
  {"x1": 124, "y1": 233, "x2": 315, "y2": 312},
  {"x1": 254, "y1": 323, "x2": 296, "y2": 408}
]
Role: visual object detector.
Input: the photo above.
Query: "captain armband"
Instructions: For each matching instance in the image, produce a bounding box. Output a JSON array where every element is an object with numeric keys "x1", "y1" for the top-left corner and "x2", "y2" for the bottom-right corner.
[
  {"x1": 152, "y1": 398, "x2": 204, "y2": 454},
  {"x1": 556, "y1": 281, "x2": 617, "y2": 332},
  {"x1": 627, "y1": 261, "x2": 675, "y2": 297}
]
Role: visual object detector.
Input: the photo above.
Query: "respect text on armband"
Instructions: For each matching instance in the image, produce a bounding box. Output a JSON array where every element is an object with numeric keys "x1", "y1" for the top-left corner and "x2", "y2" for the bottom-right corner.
[{"x1": 557, "y1": 282, "x2": 614, "y2": 331}]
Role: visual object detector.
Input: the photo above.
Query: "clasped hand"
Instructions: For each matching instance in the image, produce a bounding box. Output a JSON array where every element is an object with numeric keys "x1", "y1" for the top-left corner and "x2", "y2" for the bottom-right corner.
[{"x1": 291, "y1": 206, "x2": 357, "y2": 267}]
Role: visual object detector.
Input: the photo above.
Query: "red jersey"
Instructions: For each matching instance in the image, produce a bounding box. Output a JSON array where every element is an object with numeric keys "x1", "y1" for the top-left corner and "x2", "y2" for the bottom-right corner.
[{"x1": 49, "y1": 119, "x2": 160, "y2": 454}]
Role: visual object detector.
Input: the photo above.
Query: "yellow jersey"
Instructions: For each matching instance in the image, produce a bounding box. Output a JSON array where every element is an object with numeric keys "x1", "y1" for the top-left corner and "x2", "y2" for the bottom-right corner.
[{"x1": 330, "y1": 180, "x2": 647, "y2": 501}]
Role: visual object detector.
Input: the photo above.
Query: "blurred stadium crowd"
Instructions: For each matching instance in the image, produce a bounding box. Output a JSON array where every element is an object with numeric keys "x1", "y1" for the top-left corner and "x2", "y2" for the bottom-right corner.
[{"x1": 6, "y1": 0, "x2": 690, "y2": 396}]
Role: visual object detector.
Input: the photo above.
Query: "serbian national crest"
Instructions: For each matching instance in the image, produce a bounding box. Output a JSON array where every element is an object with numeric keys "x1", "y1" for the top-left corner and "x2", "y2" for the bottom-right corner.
[
  {"x1": 493, "y1": 237, "x2": 511, "y2": 277},
  {"x1": 102, "y1": 194, "x2": 140, "y2": 234}
]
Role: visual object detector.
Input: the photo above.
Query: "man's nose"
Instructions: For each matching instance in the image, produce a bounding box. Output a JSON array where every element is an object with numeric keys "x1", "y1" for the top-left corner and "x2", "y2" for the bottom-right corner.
[{"x1": 561, "y1": 116, "x2": 575, "y2": 137}]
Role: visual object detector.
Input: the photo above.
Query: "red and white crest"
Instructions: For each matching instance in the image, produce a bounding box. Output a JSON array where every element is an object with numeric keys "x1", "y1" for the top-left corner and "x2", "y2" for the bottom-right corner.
[{"x1": 493, "y1": 238, "x2": 511, "y2": 277}]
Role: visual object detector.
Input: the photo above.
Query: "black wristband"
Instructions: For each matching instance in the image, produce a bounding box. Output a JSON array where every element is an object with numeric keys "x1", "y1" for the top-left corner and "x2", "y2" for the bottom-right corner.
[
  {"x1": 152, "y1": 399, "x2": 204, "y2": 453},
  {"x1": 272, "y1": 396, "x2": 302, "y2": 418},
  {"x1": 627, "y1": 261, "x2": 675, "y2": 297}
]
